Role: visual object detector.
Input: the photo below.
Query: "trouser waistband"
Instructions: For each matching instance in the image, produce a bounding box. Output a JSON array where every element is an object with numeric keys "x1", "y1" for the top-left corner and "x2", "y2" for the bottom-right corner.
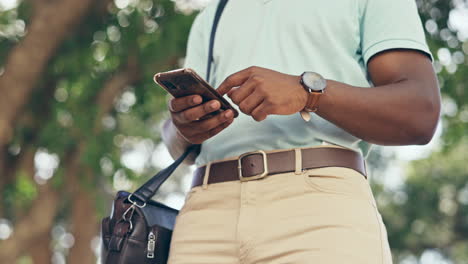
[{"x1": 191, "y1": 146, "x2": 366, "y2": 189}]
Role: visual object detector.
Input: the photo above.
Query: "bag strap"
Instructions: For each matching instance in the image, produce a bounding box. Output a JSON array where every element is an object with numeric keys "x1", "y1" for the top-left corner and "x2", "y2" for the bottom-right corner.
[
  {"x1": 132, "y1": 0, "x2": 229, "y2": 204},
  {"x1": 206, "y1": 0, "x2": 229, "y2": 83},
  {"x1": 131, "y1": 144, "x2": 200, "y2": 203}
]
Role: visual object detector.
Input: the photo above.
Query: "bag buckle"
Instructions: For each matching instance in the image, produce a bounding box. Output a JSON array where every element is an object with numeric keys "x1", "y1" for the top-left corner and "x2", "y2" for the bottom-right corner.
[
  {"x1": 122, "y1": 205, "x2": 136, "y2": 232},
  {"x1": 238, "y1": 150, "x2": 268, "y2": 182},
  {"x1": 127, "y1": 194, "x2": 146, "y2": 208}
]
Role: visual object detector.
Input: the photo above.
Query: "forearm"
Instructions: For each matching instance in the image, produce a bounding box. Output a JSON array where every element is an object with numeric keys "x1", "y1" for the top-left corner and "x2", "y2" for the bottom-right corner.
[
  {"x1": 216, "y1": 51, "x2": 440, "y2": 146},
  {"x1": 161, "y1": 118, "x2": 196, "y2": 164},
  {"x1": 316, "y1": 79, "x2": 440, "y2": 146}
]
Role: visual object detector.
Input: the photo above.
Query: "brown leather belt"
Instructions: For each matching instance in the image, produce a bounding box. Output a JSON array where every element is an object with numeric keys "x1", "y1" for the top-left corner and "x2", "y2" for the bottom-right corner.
[{"x1": 191, "y1": 147, "x2": 366, "y2": 188}]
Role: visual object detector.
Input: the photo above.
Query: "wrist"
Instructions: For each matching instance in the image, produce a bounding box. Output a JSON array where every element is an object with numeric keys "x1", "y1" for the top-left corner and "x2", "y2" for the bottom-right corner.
[
  {"x1": 171, "y1": 121, "x2": 192, "y2": 147},
  {"x1": 296, "y1": 75, "x2": 309, "y2": 110},
  {"x1": 163, "y1": 119, "x2": 193, "y2": 155},
  {"x1": 314, "y1": 79, "x2": 334, "y2": 114},
  {"x1": 298, "y1": 72, "x2": 327, "y2": 121}
]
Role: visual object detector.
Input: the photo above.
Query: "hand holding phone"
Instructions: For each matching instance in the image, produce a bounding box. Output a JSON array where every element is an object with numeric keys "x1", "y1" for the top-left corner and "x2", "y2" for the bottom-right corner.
[{"x1": 155, "y1": 68, "x2": 237, "y2": 144}]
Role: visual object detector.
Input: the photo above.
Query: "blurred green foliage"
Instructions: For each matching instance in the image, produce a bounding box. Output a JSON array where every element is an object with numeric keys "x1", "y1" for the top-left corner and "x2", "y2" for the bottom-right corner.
[
  {"x1": 0, "y1": 0, "x2": 197, "y2": 262},
  {"x1": 378, "y1": 140, "x2": 468, "y2": 262}
]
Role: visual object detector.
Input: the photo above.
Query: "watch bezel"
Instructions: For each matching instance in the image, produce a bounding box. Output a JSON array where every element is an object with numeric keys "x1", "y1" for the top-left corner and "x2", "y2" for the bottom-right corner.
[{"x1": 300, "y1": 72, "x2": 327, "y2": 93}]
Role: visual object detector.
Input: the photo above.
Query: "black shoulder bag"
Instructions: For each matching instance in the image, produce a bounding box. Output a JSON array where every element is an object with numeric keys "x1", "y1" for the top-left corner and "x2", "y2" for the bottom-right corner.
[{"x1": 100, "y1": 1, "x2": 229, "y2": 263}]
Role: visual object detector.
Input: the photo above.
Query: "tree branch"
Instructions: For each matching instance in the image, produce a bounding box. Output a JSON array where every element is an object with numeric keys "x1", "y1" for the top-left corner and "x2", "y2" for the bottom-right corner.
[
  {"x1": 0, "y1": 0, "x2": 94, "y2": 147},
  {"x1": 67, "y1": 58, "x2": 141, "y2": 263}
]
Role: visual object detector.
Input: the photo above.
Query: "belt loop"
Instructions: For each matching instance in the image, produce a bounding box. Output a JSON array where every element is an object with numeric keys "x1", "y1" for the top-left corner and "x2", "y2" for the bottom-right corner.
[
  {"x1": 202, "y1": 162, "x2": 211, "y2": 190},
  {"x1": 294, "y1": 148, "x2": 302, "y2": 175},
  {"x1": 363, "y1": 159, "x2": 369, "y2": 180},
  {"x1": 364, "y1": 144, "x2": 375, "y2": 161}
]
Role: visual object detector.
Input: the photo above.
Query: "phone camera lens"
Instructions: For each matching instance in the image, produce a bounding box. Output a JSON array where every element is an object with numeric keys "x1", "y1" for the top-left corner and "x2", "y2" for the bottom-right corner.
[{"x1": 162, "y1": 81, "x2": 177, "y2": 90}]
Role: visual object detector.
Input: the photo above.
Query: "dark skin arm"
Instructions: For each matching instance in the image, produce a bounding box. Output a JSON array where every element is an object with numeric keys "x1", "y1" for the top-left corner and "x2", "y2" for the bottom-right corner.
[
  {"x1": 217, "y1": 50, "x2": 441, "y2": 146},
  {"x1": 317, "y1": 50, "x2": 440, "y2": 145}
]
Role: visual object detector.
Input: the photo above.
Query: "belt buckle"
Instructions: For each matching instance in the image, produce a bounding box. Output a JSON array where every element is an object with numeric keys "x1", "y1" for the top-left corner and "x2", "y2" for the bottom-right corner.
[{"x1": 238, "y1": 150, "x2": 268, "y2": 182}]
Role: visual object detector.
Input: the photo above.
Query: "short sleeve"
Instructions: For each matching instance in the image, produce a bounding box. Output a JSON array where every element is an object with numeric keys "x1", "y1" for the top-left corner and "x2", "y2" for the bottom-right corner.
[
  {"x1": 183, "y1": 8, "x2": 212, "y2": 80},
  {"x1": 360, "y1": 0, "x2": 433, "y2": 65}
]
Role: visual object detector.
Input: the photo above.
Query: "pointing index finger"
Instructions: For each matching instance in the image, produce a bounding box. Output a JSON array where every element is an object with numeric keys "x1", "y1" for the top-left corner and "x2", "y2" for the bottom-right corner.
[{"x1": 217, "y1": 67, "x2": 254, "y2": 95}]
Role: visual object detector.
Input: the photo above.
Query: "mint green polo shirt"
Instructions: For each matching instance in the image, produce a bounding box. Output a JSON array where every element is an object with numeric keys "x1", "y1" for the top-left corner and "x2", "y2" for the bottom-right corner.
[{"x1": 183, "y1": 0, "x2": 432, "y2": 167}]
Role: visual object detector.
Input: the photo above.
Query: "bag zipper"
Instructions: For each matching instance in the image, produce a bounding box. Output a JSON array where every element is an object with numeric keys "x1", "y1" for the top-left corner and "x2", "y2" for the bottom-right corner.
[{"x1": 147, "y1": 230, "x2": 157, "y2": 259}]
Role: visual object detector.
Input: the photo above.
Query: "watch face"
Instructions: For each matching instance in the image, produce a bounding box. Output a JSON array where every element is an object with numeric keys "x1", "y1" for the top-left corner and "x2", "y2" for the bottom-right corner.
[{"x1": 302, "y1": 72, "x2": 327, "y2": 92}]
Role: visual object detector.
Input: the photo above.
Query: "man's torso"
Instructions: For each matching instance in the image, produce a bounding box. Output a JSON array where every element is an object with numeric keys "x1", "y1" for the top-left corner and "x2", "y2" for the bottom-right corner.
[{"x1": 186, "y1": 0, "x2": 429, "y2": 166}]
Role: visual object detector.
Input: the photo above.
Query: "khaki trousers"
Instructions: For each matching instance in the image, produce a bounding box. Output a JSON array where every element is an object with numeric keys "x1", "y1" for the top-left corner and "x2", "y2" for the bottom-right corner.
[{"x1": 168, "y1": 150, "x2": 393, "y2": 264}]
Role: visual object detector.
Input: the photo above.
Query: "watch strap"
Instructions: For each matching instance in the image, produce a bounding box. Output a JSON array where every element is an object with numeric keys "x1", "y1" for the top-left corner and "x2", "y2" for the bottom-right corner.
[{"x1": 304, "y1": 92, "x2": 322, "y2": 112}]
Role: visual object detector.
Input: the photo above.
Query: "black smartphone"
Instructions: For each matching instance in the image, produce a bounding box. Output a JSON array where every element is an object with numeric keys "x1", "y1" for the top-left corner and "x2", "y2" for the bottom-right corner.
[{"x1": 154, "y1": 68, "x2": 239, "y2": 118}]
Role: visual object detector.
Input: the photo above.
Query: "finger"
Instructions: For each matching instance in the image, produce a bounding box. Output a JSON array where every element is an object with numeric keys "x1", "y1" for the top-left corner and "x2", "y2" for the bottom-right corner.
[
  {"x1": 217, "y1": 66, "x2": 258, "y2": 95},
  {"x1": 238, "y1": 93, "x2": 264, "y2": 115},
  {"x1": 196, "y1": 118, "x2": 234, "y2": 143},
  {"x1": 228, "y1": 77, "x2": 257, "y2": 105},
  {"x1": 226, "y1": 87, "x2": 239, "y2": 97},
  {"x1": 192, "y1": 109, "x2": 234, "y2": 133},
  {"x1": 251, "y1": 102, "x2": 269, "y2": 122},
  {"x1": 172, "y1": 122, "x2": 197, "y2": 141},
  {"x1": 169, "y1": 95, "x2": 203, "y2": 113},
  {"x1": 173, "y1": 100, "x2": 221, "y2": 124}
]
